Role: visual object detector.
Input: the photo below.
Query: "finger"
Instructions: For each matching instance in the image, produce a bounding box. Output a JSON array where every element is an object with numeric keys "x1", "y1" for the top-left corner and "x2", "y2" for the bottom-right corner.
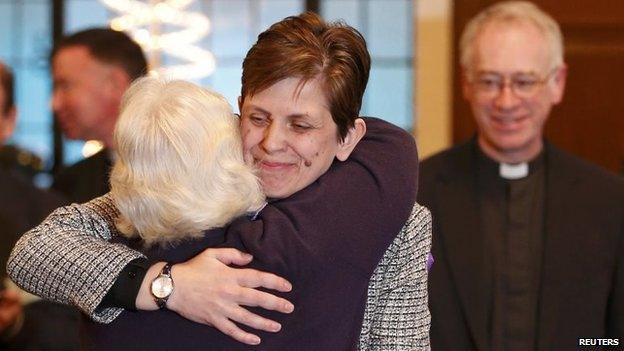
[
  {"x1": 208, "y1": 248, "x2": 253, "y2": 266},
  {"x1": 212, "y1": 317, "x2": 261, "y2": 345},
  {"x1": 228, "y1": 306, "x2": 282, "y2": 333},
  {"x1": 238, "y1": 288, "x2": 294, "y2": 314},
  {"x1": 238, "y1": 269, "x2": 292, "y2": 292}
]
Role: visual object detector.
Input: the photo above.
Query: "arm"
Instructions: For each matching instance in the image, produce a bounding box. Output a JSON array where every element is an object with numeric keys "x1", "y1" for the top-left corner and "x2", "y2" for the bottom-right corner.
[
  {"x1": 357, "y1": 203, "x2": 432, "y2": 351},
  {"x1": 7, "y1": 194, "x2": 143, "y2": 323},
  {"x1": 7, "y1": 195, "x2": 293, "y2": 346},
  {"x1": 131, "y1": 117, "x2": 419, "y2": 347}
]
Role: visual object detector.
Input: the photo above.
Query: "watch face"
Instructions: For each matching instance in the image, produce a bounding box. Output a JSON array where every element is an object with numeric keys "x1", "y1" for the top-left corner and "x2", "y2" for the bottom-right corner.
[{"x1": 151, "y1": 275, "x2": 174, "y2": 299}]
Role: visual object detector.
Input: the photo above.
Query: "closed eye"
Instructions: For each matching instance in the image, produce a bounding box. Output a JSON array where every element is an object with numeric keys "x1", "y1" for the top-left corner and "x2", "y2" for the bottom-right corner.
[
  {"x1": 248, "y1": 114, "x2": 269, "y2": 126},
  {"x1": 514, "y1": 79, "x2": 538, "y2": 88},
  {"x1": 290, "y1": 123, "x2": 313, "y2": 132}
]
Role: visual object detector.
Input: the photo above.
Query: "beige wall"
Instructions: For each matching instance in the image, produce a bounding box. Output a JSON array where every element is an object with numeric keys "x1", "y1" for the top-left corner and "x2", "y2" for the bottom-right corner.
[{"x1": 414, "y1": 0, "x2": 453, "y2": 159}]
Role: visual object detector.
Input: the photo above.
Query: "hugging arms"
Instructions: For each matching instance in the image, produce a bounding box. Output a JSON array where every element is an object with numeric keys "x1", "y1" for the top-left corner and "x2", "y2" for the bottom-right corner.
[{"x1": 9, "y1": 117, "x2": 431, "y2": 350}]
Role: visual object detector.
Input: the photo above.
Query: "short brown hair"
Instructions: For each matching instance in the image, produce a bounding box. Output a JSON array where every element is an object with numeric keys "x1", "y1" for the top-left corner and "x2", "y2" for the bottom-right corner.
[
  {"x1": 241, "y1": 12, "x2": 370, "y2": 140},
  {"x1": 0, "y1": 61, "x2": 14, "y2": 113},
  {"x1": 52, "y1": 28, "x2": 148, "y2": 81}
]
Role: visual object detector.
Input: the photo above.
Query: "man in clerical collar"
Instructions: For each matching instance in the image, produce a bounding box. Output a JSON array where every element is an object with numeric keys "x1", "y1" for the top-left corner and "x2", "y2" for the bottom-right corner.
[{"x1": 418, "y1": 2, "x2": 624, "y2": 351}]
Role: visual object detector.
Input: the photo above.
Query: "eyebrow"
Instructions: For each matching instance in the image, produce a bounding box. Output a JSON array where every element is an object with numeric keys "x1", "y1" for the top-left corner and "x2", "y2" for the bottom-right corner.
[
  {"x1": 245, "y1": 104, "x2": 313, "y2": 120},
  {"x1": 476, "y1": 70, "x2": 540, "y2": 76},
  {"x1": 245, "y1": 105, "x2": 271, "y2": 115}
]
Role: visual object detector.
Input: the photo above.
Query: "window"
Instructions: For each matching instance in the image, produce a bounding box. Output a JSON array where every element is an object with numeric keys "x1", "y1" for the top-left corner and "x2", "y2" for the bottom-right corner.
[
  {"x1": 322, "y1": 0, "x2": 414, "y2": 131},
  {"x1": 1, "y1": 0, "x2": 413, "y2": 174}
]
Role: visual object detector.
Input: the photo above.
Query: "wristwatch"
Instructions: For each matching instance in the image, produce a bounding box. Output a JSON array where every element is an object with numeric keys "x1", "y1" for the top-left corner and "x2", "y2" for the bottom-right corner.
[{"x1": 150, "y1": 263, "x2": 174, "y2": 309}]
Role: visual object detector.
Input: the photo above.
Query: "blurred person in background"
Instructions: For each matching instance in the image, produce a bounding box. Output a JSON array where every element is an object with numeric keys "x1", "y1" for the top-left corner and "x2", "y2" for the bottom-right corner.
[
  {"x1": 419, "y1": 2, "x2": 624, "y2": 350},
  {"x1": 50, "y1": 28, "x2": 148, "y2": 203},
  {"x1": 0, "y1": 60, "x2": 77, "y2": 351}
]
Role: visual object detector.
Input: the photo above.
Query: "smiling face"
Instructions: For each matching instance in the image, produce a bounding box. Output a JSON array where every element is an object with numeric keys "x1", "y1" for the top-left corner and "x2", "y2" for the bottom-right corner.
[
  {"x1": 240, "y1": 77, "x2": 364, "y2": 199},
  {"x1": 463, "y1": 20, "x2": 566, "y2": 163}
]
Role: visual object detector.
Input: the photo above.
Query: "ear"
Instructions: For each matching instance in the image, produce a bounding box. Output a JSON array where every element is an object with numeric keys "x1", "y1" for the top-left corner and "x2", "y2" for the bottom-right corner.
[
  {"x1": 237, "y1": 96, "x2": 244, "y2": 126},
  {"x1": 336, "y1": 118, "x2": 366, "y2": 161},
  {"x1": 549, "y1": 64, "x2": 567, "y2": 105},
  {"x1": 461, "y1": 68, "x2": 473, "y2": 102},
  {"x1": 0, "y1": 106, "x2": 17, "y2": 144},
  {"x1": 107, "y1": 67, "x2": 131, "y2": 98}
]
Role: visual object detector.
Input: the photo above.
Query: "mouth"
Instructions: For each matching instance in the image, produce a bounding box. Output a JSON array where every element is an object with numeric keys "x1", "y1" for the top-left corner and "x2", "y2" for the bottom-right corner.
[
  {"x1": 256, "y1": 159, "x2": 296, "y2": 171},
  {"x1": 490, "y1": 114, "x2": 528, "y2": 132}
]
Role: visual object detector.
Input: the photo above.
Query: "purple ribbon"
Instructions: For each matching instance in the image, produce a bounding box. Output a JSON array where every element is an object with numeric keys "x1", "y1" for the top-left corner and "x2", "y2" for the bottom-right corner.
[{"x1": 426, "y1": 253, "x2": 434, "y2": 272}]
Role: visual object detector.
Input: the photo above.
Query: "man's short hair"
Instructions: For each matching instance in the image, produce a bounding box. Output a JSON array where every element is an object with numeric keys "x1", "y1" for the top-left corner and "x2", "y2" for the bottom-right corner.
[
  {"x1": 241, "y1": 12, "x2": 370, "y2": 140},
  {"x1": 51, "y1": 28, "x2": 148, "y2": 81},
  {"x1": 110, "y1": 77, "x2": 265, "y2": 245},
  {"x1": 460, "y1": 1, "x2": 564, "y2": 71},
  {"x1": 0, "y1": 61, "x2": 14, "y2": 113}
]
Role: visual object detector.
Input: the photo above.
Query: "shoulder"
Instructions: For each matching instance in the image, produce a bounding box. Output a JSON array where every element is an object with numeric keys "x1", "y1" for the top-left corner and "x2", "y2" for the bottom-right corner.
[
  {"x1": 359, "y1": 117, "x2": 417, "y2": 157},
  {"x1": 376, "y1": 203, "x2": 432, "y2": 269},
  {"x1": 56, "y1": 150, "x2": 110, "y2": 177},
  {"x1": 405, "y1": 203, "x2": 432, "y2": 230},
  {"x1": 0, "y1": 170, "x2": 64, "y2": 257},
  {"x1": 52, "y1": 150, "x2": 112, "y2": 201},
  {"x1": 420, "y1": 140, "x2": 472, "y2": 177},
  {"x1": 0, "y1": 168, "x2": 32, "y2": 195},
  {"x1": 418, "y1": 140, "x2": 473, "y2": 205},
  {"x1": 355, "y1": 116, "x2": 418, "y2": 189},
  {"x1": 548, "y1": 144, "x2": 624, "y2": 196},
  {"x1": 0, "y1": 169, "x2": 62, "y2": 209}
]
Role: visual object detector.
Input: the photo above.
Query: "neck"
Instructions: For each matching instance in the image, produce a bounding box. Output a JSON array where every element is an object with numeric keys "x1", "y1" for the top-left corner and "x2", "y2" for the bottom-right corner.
[
  {"x1": 477, "y1": 137, "x2": 543, "y2": 164},
  {"x1": 100, "y1": 130, "x2": 115, "y2": 149},
  {"x1": 98, "y1": 111, "x2": 119, "y2": 149}
]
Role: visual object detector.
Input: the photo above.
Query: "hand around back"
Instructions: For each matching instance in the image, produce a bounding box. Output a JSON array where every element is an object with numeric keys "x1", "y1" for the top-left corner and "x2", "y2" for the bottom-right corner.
[{"x1": 136, "y1": 248, "x2": 294, "y2": 345}]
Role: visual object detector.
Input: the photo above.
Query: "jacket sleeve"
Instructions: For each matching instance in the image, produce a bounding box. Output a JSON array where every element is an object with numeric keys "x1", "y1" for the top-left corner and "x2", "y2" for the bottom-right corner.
[
  {"x1": 6, "y1": 194, "x2": 145, "y2": 323},
  {"x1": 357, "y1": 203, "x2": 432, "y2": 351}
]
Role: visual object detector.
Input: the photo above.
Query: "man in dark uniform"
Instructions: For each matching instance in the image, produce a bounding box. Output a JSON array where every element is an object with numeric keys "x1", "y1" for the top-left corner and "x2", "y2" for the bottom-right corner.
[
  {"x1": 0, "y1": 61, "x2": 78, "y2": 351},
  {"x1": 418, "y1": 2, "x2": 624, "y2": 350},
  {"x1": 50, "y1": 28, "x2": 148, "y2": 203},
  {"x1": 0, "y1": 62, "x2": 63, "y2": 279}
]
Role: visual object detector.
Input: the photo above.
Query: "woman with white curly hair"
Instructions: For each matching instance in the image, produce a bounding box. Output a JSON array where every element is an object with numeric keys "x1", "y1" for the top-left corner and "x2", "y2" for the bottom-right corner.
[{"x1": 109, "y1": 77, "x2": 264, "y2": 246}]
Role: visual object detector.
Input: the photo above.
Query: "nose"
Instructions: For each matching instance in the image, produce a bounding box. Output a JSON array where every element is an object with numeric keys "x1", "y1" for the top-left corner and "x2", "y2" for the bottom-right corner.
[
  {"x1": 493, "y1": 83, "x2": 520, "y2": 110},
  {"x1": 260, "y1": 122, "x2": 287, "y2": 153}
]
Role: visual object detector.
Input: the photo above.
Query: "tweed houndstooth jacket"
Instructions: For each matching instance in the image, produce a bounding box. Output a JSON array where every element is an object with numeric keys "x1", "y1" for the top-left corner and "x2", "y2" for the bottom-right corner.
[{"x1": 8, "y1": 194, "x2": 431, "y2": 350}]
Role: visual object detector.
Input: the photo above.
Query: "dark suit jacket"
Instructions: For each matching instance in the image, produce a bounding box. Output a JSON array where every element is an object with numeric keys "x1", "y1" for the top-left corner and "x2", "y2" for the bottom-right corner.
[
  {"x1": 0, "y1": 169, "x2": 79, "y2": 351},
  {"x1": 418, "y1": 139, "x2": 624, "y2": 351},
  {"x1": 0, "y1": 169, "x2": 63, "y2": 271},
  {"x1": 52, "y1": 149, "x2": 112, "y2": 204}
]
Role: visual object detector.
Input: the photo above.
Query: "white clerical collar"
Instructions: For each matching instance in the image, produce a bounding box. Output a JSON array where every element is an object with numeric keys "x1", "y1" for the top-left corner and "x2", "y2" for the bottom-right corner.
[{"x1": 499, "y1": 162, "x2": 529, "y2": 180}]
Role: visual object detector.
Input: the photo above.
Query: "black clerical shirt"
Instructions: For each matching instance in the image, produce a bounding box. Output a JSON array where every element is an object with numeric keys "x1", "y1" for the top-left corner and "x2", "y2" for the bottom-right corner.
[{"x1": 477, "y1": 148, "x2": 545, "y2": 351}]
